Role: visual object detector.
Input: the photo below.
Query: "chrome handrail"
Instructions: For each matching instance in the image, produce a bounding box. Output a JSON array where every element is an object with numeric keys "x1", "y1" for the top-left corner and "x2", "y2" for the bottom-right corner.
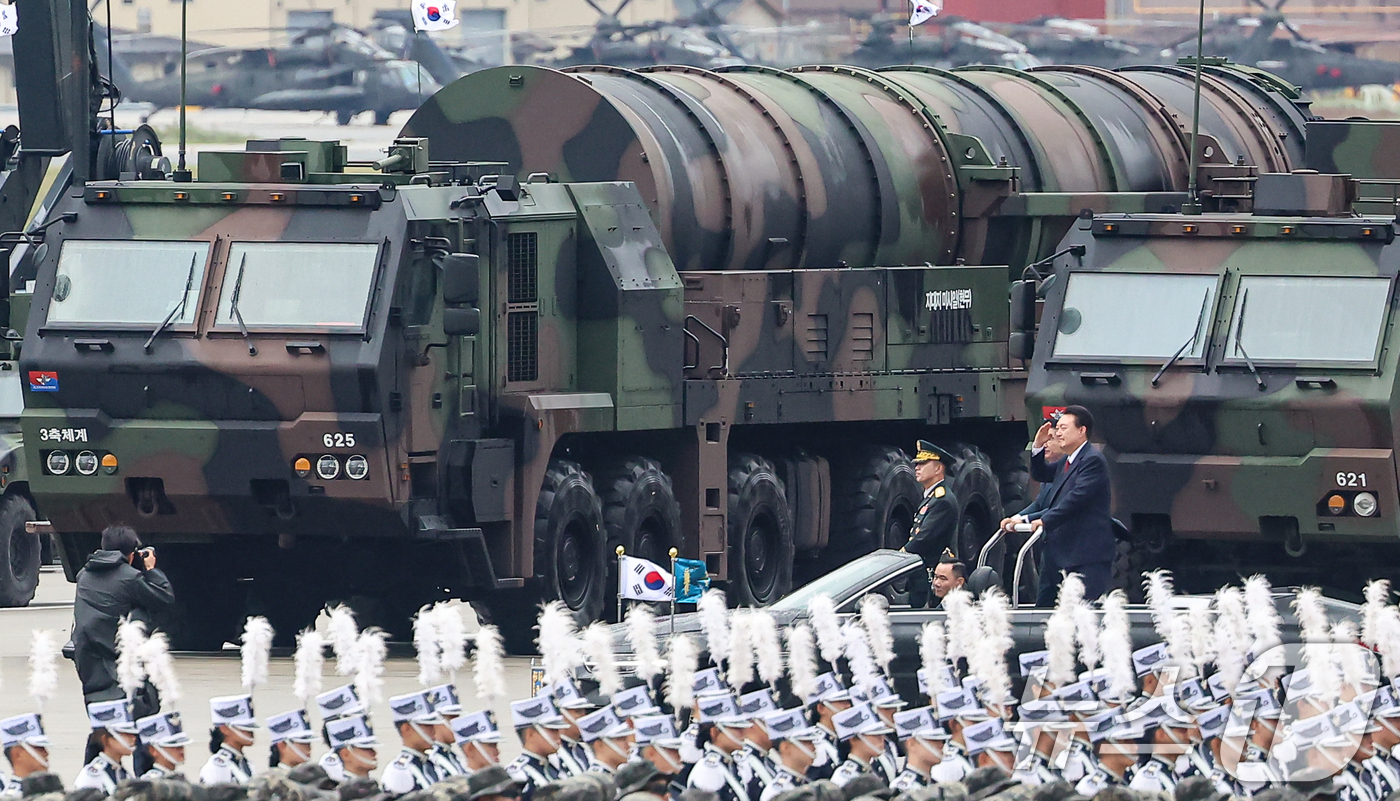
[
  {"x1": 1012, "y1": 528, "x2": 1042, "y2": 607},
  {"x1": 976, "y1": 527, "x2": 1007, "y2": 569}
]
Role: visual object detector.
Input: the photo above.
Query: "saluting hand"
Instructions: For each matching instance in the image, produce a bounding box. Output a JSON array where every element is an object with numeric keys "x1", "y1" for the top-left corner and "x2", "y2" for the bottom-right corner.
[{"x1": 1033, "y1": 422, "x2": 1053, "y2": 450}]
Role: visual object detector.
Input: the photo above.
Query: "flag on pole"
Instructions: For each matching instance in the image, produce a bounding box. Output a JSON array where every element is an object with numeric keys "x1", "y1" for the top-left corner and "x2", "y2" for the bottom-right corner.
[
  {"x1": 412, "y1": 0, "x2": 459, "y2": 32},
  {"x1": 672, "y1": 558, "x2": 709, "y2": 603},
  {"x1": 909, "y1": 0, "x2": 940, "y2": 26},
  {"x1": 0, "y1": 5, "x2": 18, "y2": 36},
  {"x1": 620, "y1": 556, "x2": 673, "y2": 602}
]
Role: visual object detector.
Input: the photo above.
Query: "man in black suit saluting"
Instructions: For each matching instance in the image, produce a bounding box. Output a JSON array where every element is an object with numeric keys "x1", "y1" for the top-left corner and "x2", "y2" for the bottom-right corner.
[{"x1": 1019, "y1": 405, "x2": 1114, "y2": 606}]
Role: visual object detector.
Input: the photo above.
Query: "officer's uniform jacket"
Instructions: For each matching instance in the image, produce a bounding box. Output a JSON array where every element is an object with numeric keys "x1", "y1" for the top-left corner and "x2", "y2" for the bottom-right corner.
[
  {"x1": 1365, "y1": 751, "x2": 1399, "y2": 800},
  {"x1": 687, "y1": 744, "x2": 748, "y2": 801},
  {"x1": 320, "y1": 751, "x2": 347, "y2": 783},
  {"x1": 429, "y1": 743, "x2": 467, "y2": 778},
  {"x1": 831, "y1": 757, "x2": 872, "y2": 788},
  {"x1": 737, "y1": 742, "x2": 776, "y2": 798},
  {"x1": 805, "y1": 728, "x2": 838, "y2": 781},
  {"x1": 1, "y1": 773, "x2": 21, "y2": 797},
  {"x1": 906, "y1": 481, "x2": 959, "y2": 565},
  {"x1": 875, "y1": 747, "x2": 899, "y2": 785},
  {"x1": 199, "y1": 745, "x2": 253, "y2": 786},
  {"x1": 1012, "y1": 752, "x2": 1058, "y2": 786},
  {"x1": 554, "y1": 738, "x2": 590, "y2": 777},
  {"x1": 381, "y1": 747, "x2": 439, "y2": 794},
  {"x1": 1338, "y1": 761, "x2": 1379, "y2": 801},
  {"x1": 760, "y1": 765, "x2": 807, "y2": 801},
  {"x1": 507, "y1": 751, "x2": 559, "y2": 801},
  {"x1": 585, "y1": 753, "x2": 615, "y2": 774},
  {"x1": 1074, "y1": 766, "x2": 1122, "y2": 798},
  {"x1": 1174, "y1": 743, "x2": 1213, "y2": 781},
  {"x1": 1055, "y1": 738, "x2": 1096, "y2": 783},
  {"x1": 75, "y1": 753, "x2": 129, "y2": 793},
  {"x1": 930, "y1": 741, "x2": 974, "y2": 783},
  {"x1": 142, "y1": 764, "x2": 177, "y2": 780},
  {"x1": 889, "y1": 767, "x2": 929, "y2": 793},
  {"x1": 1127, "y1": 757, "x2": 1178, "y2": 794},
  {"x1": 679, "y1": 724, "x2": 703, "y2": 767}
]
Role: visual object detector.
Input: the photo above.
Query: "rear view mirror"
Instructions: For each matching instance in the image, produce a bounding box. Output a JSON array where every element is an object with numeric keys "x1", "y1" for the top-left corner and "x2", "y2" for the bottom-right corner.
[
  {"x1": 443, "y1": 307, "x2": 480, "y2": 337},
  {"x1": 441, "y1": 253, "x2": 480, "y2": 305},
  {"x1": 1010, "y1": 280, "x2": 1036, "y2": 332},
  {"x1": 1009, "y1": 332, "x2": 1034, "y2": 361}
]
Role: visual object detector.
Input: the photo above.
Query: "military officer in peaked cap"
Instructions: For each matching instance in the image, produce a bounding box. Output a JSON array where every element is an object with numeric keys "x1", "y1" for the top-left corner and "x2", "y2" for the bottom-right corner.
[
  {"x1": 633, "y1": 714, "x2": 687, "y2": 780},
  {"x1": 0, "y1": 714, "x2": 50, "y2": 796},
  {"x1": 575, "y1": 706, "x2": 631, "y2": 774},
  {"x1": 829, "y1": 702, "x2": 894, "y2": 787},
  {"x1": 905, "y1": 441, "x2": 959, "y2": 608}
]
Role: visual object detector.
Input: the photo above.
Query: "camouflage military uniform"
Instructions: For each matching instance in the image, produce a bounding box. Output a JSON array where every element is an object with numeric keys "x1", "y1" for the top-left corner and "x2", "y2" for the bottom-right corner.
[
  {"x1": 1127, "y1": 757, "x2": 1177, "y2": 794},
  {"x1": 760, "y1": 766, "x2": 807, "y2": 801},
  {"x1": 381, "y1": 747, "x2": 438, "y2": 794},
  {"x1": 74, "y1": 753, "x2": 128, "y2": 793}
]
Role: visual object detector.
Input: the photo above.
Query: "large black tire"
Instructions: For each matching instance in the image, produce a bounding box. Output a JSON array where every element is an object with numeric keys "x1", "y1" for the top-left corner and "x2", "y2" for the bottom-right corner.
[
  {"x1": 157, "y1": 546, "x2": 244, "y2": 651},
  {"x1": 727, "y1": 454, "x2": 795, "y2": 606},
  {"x1": 0, "y1": 495, "x2": 39, "y2": 607},
  {"x1": 949, "y1": 444, "x2": 1004, "y2": 565},
  {"x1": 534, "y1": 459, "x2": 607, "y2": 627},
  {"x1": 598, "y1": 457, "x2": 681, "y2": 620},
  {"x1": 831, "y1": 446, "x2": 924, "y2": 557}
]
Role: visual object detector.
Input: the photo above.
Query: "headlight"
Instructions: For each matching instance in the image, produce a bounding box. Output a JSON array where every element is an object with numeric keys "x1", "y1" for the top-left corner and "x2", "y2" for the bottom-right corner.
[
  {"x1": 345, "y1": 455, "x2": 369, "y2": 480},
  {"x1": 101, "y1": 453, "x2": 119, "y2": 475},
  {"x1": 1355, "y1": 492, "x2": 1379, "y2": 518},
  {"x1": 316, "y1": 454, "x2": 340, "y2": 480},
  {"x1": 46, "y1": 451, "x2": 70, "y2": 475},
  {"x1": 75, "y1": 450, "x2": 99, "y2": 476}
]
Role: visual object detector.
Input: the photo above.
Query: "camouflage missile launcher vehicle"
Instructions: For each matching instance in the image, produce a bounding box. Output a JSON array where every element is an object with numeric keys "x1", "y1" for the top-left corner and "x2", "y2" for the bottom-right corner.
[
  {"x1": 18, "y1": 58, "x2": 1315, "y2": 649},
  {"x1": 1024, "y1": 118, "x2": 1400, "y2": 597}
]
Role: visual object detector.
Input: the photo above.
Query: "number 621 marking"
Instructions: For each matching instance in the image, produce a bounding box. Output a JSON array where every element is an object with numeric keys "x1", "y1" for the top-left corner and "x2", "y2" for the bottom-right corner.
[
  {"x1": 323, "y1": 433, "x2": 356, "y2": 448},
  {"x1": 1337, "y1": 472, "x2": 1367, "y2": 488}
]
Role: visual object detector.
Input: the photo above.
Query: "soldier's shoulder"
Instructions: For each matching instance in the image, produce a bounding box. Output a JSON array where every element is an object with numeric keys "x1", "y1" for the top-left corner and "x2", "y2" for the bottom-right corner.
[
  {"x1": 82, "y1": 762, "x2": 106, "y2": 776},
  {"x1": 209, "y1": 752, "x2": 231, "y2": 767},
  {"x1": 934, "y1": 486, "x2": 946, "y2": 498}
]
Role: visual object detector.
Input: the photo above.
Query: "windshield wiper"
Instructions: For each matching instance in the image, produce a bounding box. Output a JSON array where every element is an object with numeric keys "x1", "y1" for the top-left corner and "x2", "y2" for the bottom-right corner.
[
  {"x1": 229, "y1": 253, "x2": 258, "y2": 356},
  {"x1": 1151, "y1": 290, "x2": 1213, "y2": 387},
  {"x1": 143, "y1": 254, "x2": 198, "y2": 353},
  {"x1": 1232, "y1": 289, "x2": 1266, "y2": 391}
]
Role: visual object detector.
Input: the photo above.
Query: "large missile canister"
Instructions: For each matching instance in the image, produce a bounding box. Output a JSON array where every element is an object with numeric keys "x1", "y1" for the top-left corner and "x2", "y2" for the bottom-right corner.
[{"x1": 402, "y1": 62, "x2": 1309, "y2": 272}]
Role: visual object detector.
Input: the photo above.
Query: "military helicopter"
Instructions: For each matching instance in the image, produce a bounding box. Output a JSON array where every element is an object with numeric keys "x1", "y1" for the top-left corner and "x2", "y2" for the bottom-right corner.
[
  {"x1": 846, "y1": 12, "x2": 1042, "y2": 69},
  {"x1": 992, "y1": 17, "x2": 1149, "y2": 68},
  {"x1": 1165, "y1": 0, "x2": 1400, "y2": 90},
  {"x1": 516, "y1": 0, "x2": 746, "y2": 69},
  {"x1": 104, "y1": 24, "x2": 440, "y2": 125}
]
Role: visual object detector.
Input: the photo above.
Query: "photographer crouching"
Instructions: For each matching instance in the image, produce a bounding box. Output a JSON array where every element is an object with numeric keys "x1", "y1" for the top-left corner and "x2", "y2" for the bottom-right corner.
[{"x1": 72, "y1": 525, "x2": 175, "y2": 773}]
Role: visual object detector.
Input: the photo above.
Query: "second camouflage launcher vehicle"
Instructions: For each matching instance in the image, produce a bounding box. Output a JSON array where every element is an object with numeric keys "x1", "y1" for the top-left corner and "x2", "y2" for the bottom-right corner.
[
  {"x1": 1025, "y1": 120, "x2": 1400, "y2": 598},
  {"x1": 19, "y1": 59, "x2": 1315, "y2": 649}
]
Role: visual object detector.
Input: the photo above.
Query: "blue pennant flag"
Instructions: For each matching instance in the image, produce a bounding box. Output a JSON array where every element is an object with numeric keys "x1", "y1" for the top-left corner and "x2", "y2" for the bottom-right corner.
[{"x1": 672, "y1": 558, "x2": 709, "y2": 603}]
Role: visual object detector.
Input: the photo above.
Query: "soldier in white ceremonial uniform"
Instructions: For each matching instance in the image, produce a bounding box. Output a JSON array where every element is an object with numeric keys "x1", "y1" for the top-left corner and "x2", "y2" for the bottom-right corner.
[
  {"x1": 0, "y1": 714, "x2": 50, "y2": 797},
  {"x1": 575, "y1": 706, "x2": 632, "y2": 774},
  {"x1": 930, "y1": 686, "x2": 979, "y2": 783},
  {"x1": 424, "y1": 683, "x2": 470, "y2": 778},
  {"x1": 888, "y1": 707, "x2": 949, "y2": 793},
  {"x1": 380, "y1": 689, "x2": 447, "y2": 794},
  {"x1": 759, "y1": 709, "x2": 822, "y2": 801},
  {"x1": 829, "y1": 702, "x2": 894, "y2": 787},
  {"x1": 198, "y1": 694, "x2": 258, "y2": 785},
  {"x1": 734, "y1": 689, "x2": 778, "y2": 798},
  {"x1": 865, "y1": 680, "x2": 905, "y2": 783},
  {"x1": 452, "y1": 710, "x2": 507, "y2": 777},
  {"x1": 1075, "y1": 715, "x2": 1140, "y2": 798},
  {"x1": 316, "y1": 684, "x2": 364, "y2": 782},
  {"x1": 136, "y1": 711, "x2": 192, "y2": 780},
  {"x1": 325, "y1": 714, "x2": 381, "y2": 783},
  {"x1": 803, "y1": 673, "x2": 851, "y2": 782},
  {"x1": 75, "y1": 700, "x2": 138, "y2": 793},
  {"x1": 266, "y1": 710, "x2": 319, "y2": 771},
  {"x1": 505, "y1": 694, "x2": 569, "y2": 801},
  {"x1": 1010, "y1": 700, "x2": 1063, "y2": 786},
  {"x1": 549, "y1": 678, "x2": 599, "y2": 778},
  {"x1": 686, "y1": 693, "x2": 751, "y2": 801},
  {"x1": 1123, "y1": 699, "x2": 1180, "y2": 795}
]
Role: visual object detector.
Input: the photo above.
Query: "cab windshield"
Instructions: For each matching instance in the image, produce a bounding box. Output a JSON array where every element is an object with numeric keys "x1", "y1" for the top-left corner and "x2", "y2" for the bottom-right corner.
[
  {"x1": 1052, "y1": 272, "x2": 1217, "y2": 360},
  {"x1": 1225, "y1": 275, "x2": 1392, "y2": 364},
  {"x1": 47, "y1": 240, "x2": 209, "y2": 327},
  {"x1": 215, "y1": 242, "x2": 379, "y2": 330}
]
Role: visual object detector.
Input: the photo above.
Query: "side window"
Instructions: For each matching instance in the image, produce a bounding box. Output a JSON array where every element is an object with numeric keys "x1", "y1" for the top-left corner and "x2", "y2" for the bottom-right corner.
[{"x1": 400, "y1": 255, "x2": 437, "y2": 327}]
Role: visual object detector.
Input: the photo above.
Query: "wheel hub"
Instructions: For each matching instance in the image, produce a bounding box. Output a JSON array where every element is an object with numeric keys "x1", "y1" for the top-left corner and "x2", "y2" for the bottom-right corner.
[{"x1": 558, "y1": 520, "x2": 593, "y2": 607}]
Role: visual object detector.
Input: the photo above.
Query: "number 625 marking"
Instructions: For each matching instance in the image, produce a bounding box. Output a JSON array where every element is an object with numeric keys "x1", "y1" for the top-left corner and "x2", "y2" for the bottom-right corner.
[
  {"x1": 1337, "y1": 472, "x2": 1367, "y2": 488},
  {"x1": 323, "y1": 433, "x2": 356, "y2": 448}
]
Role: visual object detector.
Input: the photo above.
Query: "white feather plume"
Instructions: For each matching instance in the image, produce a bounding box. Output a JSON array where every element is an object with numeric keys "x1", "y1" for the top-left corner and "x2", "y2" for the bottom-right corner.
[
  {"x1": 666, "y1": 634, "x2": 698, "y2": 711},
  {"x1": 751, "y1": 610, "x2": 785, "y2": 686},
  {"x1": 1167, "y1": 613, "x2": 1196, "y2": 679},
  {"x1": 414, "y1": 606, "x2": 443, "y2": 687},
  {"x1": 1057, "y1": 573, "x2": 1086, "y2": 611},
  {"x1": 537, "y1": 601, "x2": 583, "y2": 685},
  {"x1": 1332, "y1": 619, "x2": 1372, "y2": 691},
  {"x1": 583, "y1": 622, "x2": 622, "y2": 696},
  {"x1": 843, "y1": 622, "x2": 880, "y2": 691},
  {"x1": 141, "y1": 632, "x2": 179, "y2": 706},
  {"x1": 472, "y1": 625, "x2": 507, "y2": 701},
  {"x1": 354, "y1": 628, "x2": 388, "y2": 705},
  {"x1": 1212, "y1": 587, "x2": 1248, "y2": 694},
  {"x1": 1144, "y1": 570, "x2": 1176, "y2": 642},
  {"x1": 1046, "y1": 608, "x2": 1078, "y2": 686},
  {"x1": 727, "y1": 610, "x2": 755, "y2": 688},
  {"x1": 1188, "y1": 602, "x2": 1217, "y2": 675},
  {"x1": 1244, "y1": 575, "x2": 1282, "y2": 657},
  {"x1": 293, "y1": 629, "x2": 325, "y2": 706},
  {"x1": 860, "y1": 594, "x2": 895, "y2": 674},
  {"x1": 1375, "y1": 605, "x2": 1400, "y2": 681},
  {"x1": 787, "y1": 624, "x2": 819, "y2": 701},
  {"x1": 326, "y1": 605, "x2": 361, "y2": 676},
  {"x1": 434, "y1": 604, "x2": 470, "y2": 676},
  {"x1": 1072, "y1": 601, "x2": 1101, "y2": 671},
  {"x1": 920, "y1": 621, "x2": 951, "y2": 695},
  {"x1": 1100, "y1": 590, "x2": 1135, "y2": 699},
  {"x1": 116, "y1": 616, "x2": 148, "y2": 698},
  {"x1": 974, "y1": 588, "x2": 1014, "y2": 703},
  {"x1": 240, "y1": 616, "x2": 274, "y2": 691},
  {"x1": 808, "y1": 594, "x2": 844, "y2": 666},
  {"x1": 27, "y1": 630, "x2": 59, "y2": 709},
  {"x1": 1294, "y1": 587, "x2": 1339, "y2": 701},
  {"x1": 943, "y1": 588, "x2": 978, "y2": 665},
  {"x1": 625, "y1": 605, "x2": 664, "y2": 684},
  {"x1": 697, "y1": 589, "x2": 731, "y2": 667},
  {"x1": 1364, "y1": 580, "x2": 1391, "y2": 648}
]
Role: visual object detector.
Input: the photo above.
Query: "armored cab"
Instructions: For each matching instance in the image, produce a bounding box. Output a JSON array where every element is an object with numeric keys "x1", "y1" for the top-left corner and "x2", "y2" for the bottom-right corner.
[
  {"x1": 1024, "y1": 123, "x2": 1400, "y2": 593},
  {"x1": 19, "y1": 62, "x2": 1315, "y2": 647}
]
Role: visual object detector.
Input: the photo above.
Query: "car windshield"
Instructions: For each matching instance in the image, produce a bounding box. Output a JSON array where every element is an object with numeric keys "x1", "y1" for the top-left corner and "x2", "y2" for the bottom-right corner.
[
  {"x1": 1226, "y1": 276, "x2": 1392, "y2": 364},
  {"x1": 47, "y1": 240, "x2": 209, "y2": 327},
  {"x1": 1053, "y1": 272, "x2": 1217, "y2": 360},
  {"x1": 772, "y1": 550, "x2": 916, "y2": 610},
  {"x1": 215, "y1": 242, "x2": 379, "y2": 329}
]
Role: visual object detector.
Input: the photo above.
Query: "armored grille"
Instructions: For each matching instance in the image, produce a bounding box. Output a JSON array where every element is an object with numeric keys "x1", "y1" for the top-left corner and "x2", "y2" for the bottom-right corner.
[
  {"x1": 507, "y1": 311, "x2": 538, "y2": 382},
  {"x1": 804, "y1": 314, "x2": 829, "y2": 360},
  {"x1": 851, "y1": 312, "x2": 874, "y2": 361},
  {"x1": 507, "y1": 232, "x2": 538, "y2": 303},
  {"x1": 929, "y1": 308, "x2": 975, "y2": 344}
]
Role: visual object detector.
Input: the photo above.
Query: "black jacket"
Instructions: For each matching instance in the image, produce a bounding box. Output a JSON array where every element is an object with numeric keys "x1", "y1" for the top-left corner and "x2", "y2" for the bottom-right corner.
[
  {"x1": 73, "y1": 550, "x2": 175, "y2": 702},
  {"x1": 1027, "y1": 444, "x2": 1114, "y2": 568},
  {"x1": 905, "y1": 480, "x2": 959, "y2": 564}
]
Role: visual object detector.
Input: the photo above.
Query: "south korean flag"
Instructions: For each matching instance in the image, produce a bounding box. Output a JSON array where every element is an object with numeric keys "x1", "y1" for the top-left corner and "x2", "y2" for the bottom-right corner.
[
  {"x1": 412, "y1": 0, "x2": 459, "y2": 32},
  {"x1": 620, "y1": 556, "x2": 673, "y2": 602},
  {"x1": 909, "y1": 0, "x2": 940, "y2": 26}
]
